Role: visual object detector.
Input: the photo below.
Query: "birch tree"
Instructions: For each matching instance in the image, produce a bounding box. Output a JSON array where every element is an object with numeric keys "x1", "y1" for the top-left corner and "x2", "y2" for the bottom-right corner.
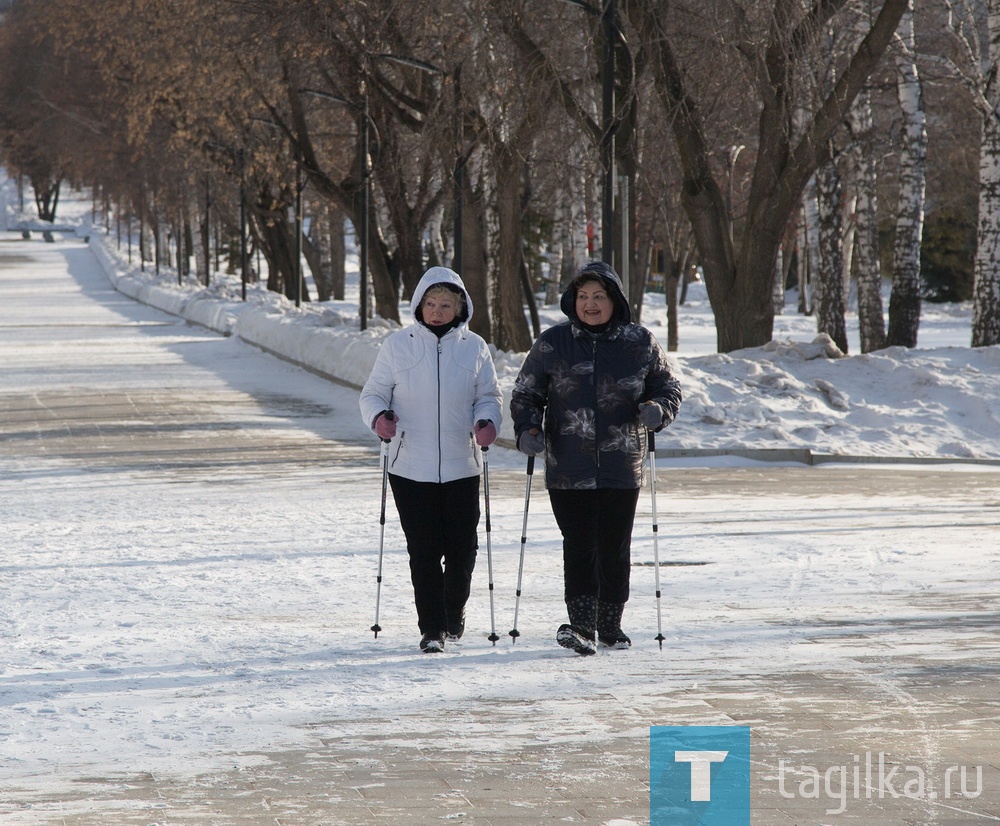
[
  {"x1": 971, "y1": 0, "x2": 1000, "y2": 344},
  {"x1": 887, "y1": 0, "x2": 927, "y2": 347},
  {"x1": 847, "y1": 87, "x2": 888, "y2": 352},
  {"x1": 937, "y1": 0, "x2": 1000, "y2": 344},
  {"x1": 816, "y1": 141, "x2": 849, "y2": 352}
]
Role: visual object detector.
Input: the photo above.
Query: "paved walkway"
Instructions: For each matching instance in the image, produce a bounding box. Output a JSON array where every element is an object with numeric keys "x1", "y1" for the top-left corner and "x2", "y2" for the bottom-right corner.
[
  {"x1": 2, "y1": 235, "x2": 999, "y2": 825},
  {"x1": 8, "y1": 635, "x2": 999, "y2": 824}
]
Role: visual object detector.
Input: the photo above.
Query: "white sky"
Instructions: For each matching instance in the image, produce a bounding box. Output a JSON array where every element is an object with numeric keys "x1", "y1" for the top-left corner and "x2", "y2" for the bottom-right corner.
[{"x1": 2, "y1": 179, "x2": 998, "y2": 823}]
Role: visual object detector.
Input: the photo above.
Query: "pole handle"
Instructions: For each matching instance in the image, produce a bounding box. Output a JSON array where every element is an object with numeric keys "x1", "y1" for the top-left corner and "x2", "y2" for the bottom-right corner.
[{"x1": 379, "y1": 409, "x2": 395, "y2": 444}]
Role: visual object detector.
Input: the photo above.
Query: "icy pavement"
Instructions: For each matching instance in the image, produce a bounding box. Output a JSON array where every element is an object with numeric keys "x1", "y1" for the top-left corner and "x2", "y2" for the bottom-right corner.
[{"x1": 1, "y1": 235, "x2": 999, "y2": 824}]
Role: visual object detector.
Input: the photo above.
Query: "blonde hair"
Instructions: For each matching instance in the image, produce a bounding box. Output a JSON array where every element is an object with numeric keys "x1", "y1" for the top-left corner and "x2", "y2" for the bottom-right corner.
[{"x1": 422, "y1": 284, "x2": 466, "y2": 316}]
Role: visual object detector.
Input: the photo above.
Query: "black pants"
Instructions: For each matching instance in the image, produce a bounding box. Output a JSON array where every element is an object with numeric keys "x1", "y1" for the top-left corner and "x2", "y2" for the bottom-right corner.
[
  {"x1": 388, "y1": 473, "x2": 480, "y2": 636},
  {"x1": 548, "y1": 487, "x2": 640, "y2": 604}
]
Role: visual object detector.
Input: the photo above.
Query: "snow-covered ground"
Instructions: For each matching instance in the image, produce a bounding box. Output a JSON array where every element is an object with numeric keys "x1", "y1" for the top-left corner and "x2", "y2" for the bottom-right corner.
[{"x1": 2, "y1": 181, "x2": 999, "y2": 822}]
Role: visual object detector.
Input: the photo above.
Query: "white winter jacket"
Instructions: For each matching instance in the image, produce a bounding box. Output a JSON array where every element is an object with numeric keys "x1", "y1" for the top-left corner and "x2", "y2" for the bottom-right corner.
[{"x1": 359, "y1": 267, "x2": 503, "y2": 484}]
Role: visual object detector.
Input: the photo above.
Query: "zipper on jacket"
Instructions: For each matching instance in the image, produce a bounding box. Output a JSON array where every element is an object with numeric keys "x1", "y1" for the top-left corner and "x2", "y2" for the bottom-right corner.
[
  {"x1": 436, "y1": 339, "x2": 443, "y2": 482},
  {"x1": 592, "y1": 337, "x2": 601, "y2": 472}
]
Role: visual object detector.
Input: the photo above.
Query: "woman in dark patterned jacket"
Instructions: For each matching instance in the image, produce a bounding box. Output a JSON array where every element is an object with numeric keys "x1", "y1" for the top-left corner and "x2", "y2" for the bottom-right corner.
[{"x1": 510, "y1": 261, "x2": 682, "y2": 655}]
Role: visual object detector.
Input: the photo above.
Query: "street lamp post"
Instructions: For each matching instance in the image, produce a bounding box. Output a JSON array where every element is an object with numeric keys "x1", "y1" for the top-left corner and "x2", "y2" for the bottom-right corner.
[
  {"x1": 294, "y1": 164, "x2": 304, "y2": 308},
  {"x1": 557, "y1": 0, "x2": 619, "y2": 268},
  {"x1": 601, "y1": 0, "x2": 616, "y2": 267},
  {"x1": 359, "y1": 89, "x2": 370, "y2": 329},
  {"x1": 453, "y1": 64, "x2": 463, "y2": 274},
  {"x1": 238, "y1": 149, "x2": 248, "y2": 301}
]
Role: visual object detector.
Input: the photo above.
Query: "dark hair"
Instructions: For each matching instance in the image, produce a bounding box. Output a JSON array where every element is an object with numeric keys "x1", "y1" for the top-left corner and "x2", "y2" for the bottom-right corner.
[{"x1": 571, "y1": 274, "x2": 608, "y2": 293}]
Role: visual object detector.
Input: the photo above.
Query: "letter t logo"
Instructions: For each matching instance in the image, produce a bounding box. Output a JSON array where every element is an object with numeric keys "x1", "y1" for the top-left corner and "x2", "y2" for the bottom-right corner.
[{"x1": 674, "y1": 751, "x2": 729, "y2": 801}]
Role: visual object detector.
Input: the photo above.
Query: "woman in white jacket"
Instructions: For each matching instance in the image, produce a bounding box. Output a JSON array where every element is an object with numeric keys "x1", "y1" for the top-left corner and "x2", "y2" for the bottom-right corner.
[{"x1": 360, "y1": 267, "x2": 503, "y2": 653}]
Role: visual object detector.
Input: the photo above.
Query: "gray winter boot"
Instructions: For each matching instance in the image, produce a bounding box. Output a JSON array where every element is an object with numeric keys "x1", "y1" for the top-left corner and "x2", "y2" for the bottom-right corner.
[
  {"x1": 597, "y1": 600, "x2": 632, "y2": 649},
  {"x1": 556, "y1": 595, "x2": 598, "y2": 656}
]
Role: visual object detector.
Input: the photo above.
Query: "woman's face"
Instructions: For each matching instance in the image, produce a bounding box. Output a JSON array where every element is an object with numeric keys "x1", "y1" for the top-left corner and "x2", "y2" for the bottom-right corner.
[
  {"x1": 575, "y1": 279, "x2": 613, "y2": 326},
  {"x1": 421, "y1": 290, "x2": 459, "y2": 326}
]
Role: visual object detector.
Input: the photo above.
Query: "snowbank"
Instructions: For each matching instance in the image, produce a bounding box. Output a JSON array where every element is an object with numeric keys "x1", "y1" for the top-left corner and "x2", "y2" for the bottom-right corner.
[{"x1": 87, "y1": 232, "x2": 1000, "y2": 463}]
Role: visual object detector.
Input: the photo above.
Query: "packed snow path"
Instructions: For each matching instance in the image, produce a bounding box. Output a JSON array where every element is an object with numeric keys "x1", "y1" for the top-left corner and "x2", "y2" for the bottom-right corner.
[{"x1": 1, "y1": 235, "x2": 999, "y2": 824}]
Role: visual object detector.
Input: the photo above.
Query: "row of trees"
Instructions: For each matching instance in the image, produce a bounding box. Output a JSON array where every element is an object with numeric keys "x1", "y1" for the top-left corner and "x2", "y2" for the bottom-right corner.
[{"x1": 0, "y1": 0, "x2": 997, "y2": 352}]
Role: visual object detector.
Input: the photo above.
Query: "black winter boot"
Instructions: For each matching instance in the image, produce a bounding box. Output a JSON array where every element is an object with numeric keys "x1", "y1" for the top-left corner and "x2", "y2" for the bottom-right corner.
[
  {"x1": 597, "y1": 600, "x2": 631, "y2": 649},
  {"x1": 445, "y1": 607, "x2": 466, "y2": 642},
  {"x1": 556, "y1": 595, "x2": 598, "y2": 655},
  {"x1": 419, "y1": 632, "x2": 446, "y2": 653}
]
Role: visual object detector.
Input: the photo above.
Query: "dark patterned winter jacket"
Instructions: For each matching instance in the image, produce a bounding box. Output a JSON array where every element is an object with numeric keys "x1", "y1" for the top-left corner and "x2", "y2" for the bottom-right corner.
[{"x1": 510, "y1": 263, "x2": 682, "y2": 490}]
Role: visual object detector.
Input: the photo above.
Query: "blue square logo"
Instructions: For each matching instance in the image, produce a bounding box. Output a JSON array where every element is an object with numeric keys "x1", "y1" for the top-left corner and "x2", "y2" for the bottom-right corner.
[{"x1": 650, "y1": 726, "x2": 750, "y2": 825}]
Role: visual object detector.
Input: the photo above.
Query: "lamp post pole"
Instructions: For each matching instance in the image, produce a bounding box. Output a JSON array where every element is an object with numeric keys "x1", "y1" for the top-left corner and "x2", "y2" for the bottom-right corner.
[
  {"x1": 453, "y1": 65, "x2": 463, "y2": 274},
  {"x1": 558, "y1": 0, "x2": 618, "y2": 268},
  {"x1": 294, "y1": 164, "x2": 304, "y2": 308},
  {"x1": 359, "y1": 88, "x2": 370, "y2": 330},
  {"x1": 238, "y1": 149, "x2": 248, "y2": 301},
  {"x1": 601, "y1": 0, "x2": 616, "y2": 267}
]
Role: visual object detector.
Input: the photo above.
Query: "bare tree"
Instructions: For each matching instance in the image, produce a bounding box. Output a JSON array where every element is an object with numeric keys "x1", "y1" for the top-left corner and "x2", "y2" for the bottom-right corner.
[{"x1": 630, "y1": 0, "x2": 908, "y2": 352}]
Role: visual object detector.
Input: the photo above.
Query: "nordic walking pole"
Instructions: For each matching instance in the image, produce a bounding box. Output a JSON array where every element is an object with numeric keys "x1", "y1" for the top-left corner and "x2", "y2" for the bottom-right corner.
[
  {"x1": 648, "y1": 430, "x2": 665, "y2": 649},
  {"x1": 509, "y1": 454, "x2": 534, "y2": 642},
  {"x1": 371, "y1": 412, "x2": 393, "y2": 639},
  {"x1": 481, "y1": 439, "x2": 500, "y2": 644}
]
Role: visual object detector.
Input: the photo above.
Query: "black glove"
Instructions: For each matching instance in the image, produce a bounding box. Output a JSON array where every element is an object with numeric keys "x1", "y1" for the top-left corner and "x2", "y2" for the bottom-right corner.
[
  {"x1": 638, "y1": 402, "x2": 663, "y2": 430},
  {"x1": 517, "y1": 429, "x2": 544, "y2": 456}
]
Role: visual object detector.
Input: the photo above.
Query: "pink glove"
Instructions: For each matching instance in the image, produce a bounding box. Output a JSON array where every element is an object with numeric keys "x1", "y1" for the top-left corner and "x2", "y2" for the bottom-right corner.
[
  {"x1": 474, "y1": 420, "x2": 497, "y2": 447},
  {"x1": 374, "y1": 411, "x2": 397, "y2": 441}
]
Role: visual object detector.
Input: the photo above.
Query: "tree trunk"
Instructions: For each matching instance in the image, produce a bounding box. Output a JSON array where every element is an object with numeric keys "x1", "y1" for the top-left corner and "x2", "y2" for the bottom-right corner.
[
  {"x1": 350, "y1": 183, "x2": 397, "y2": 323},
  {"x1": 848, "y1": 89, "x2": 887, "y2": 353},
  {"x1": 665, "y1": 252, "x2": 686, "y2": 352},
  {"x1": 772, "y1": 244, "x2": 785, "y2": 316},
  {"x1": 199, "y1": 178, "x2": 211, "y2": 286},
  {"x1": 461, "y1": 169, "x2": 491, "y2": 341},
  {"x1": 32, "y1": 176, "x2": 61, "y2": 222},
  {"x1": 816, "y1": 149, "x2": 848, "y2": 353},
  {"x1": 887, "y1": 0, "x2": 927, "y2": 347},
  {"x1": 328, "y1": 206, "x2": 346, "y2": 301},
  {"x1": 888, "y1": 0, "x2": 926, "y2": 349},
  {"x1": 802, "y1": 186, "x2": 820, "y2": 315},
  {"x1": 303, "y1": 204, "x2": 331, "y2": 303},
  {"x1": 492, "y1": 143, "x2": 533, "y2": 353},
  {"x1": 972, "y1": 105, "x2": 1000, "y2": 346}
]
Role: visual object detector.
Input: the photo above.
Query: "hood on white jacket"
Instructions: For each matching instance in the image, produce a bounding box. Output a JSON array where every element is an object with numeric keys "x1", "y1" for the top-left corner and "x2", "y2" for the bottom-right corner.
[{"x1": 410, "y1": 267, "x2": 474, "y2": 326}]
